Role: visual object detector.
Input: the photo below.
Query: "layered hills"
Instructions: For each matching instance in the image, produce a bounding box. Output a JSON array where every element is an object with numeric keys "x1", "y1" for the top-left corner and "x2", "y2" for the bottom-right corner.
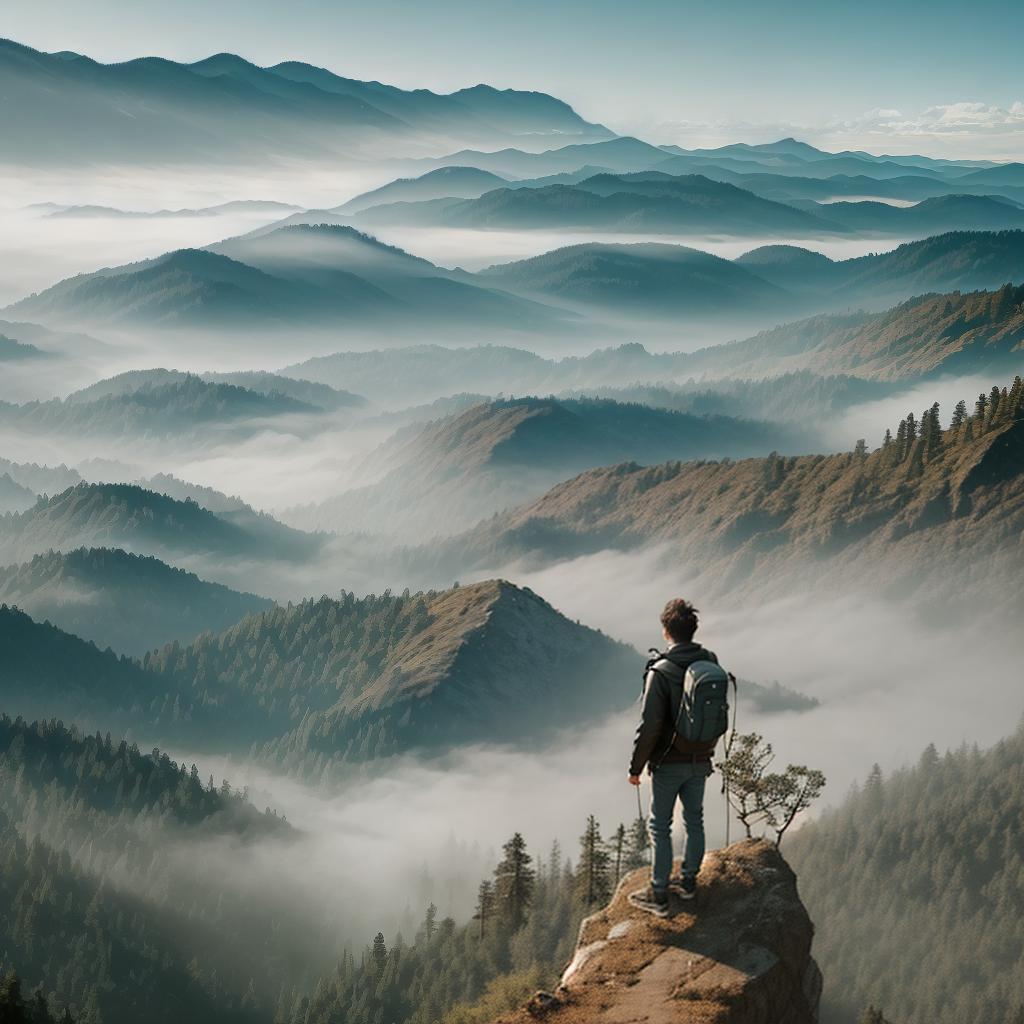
[
  {"x1": 6, "y1": 226, "x2": 565, "y2": 333},
  {"x1": 0, "y1": 482, "x2": 321, "y2": 567},
  {"x1": 475, "y1": 230, "x2": 1024, "y2": 323},
  {"x1": 0, "y1": 547, "x2": 273, "y2": 655},
  {"x1": 478, "y1": 242, "x2": 788, "y2": 317},
  {"x1": 696, "y1": 284, "x2": 1024, "y2": 381},
  {"x1": 355, "y1": 173, "x2": 842, "y2": 235},
  {"x1": 285, "y1": 397, "x2": 799, "y2": 537},
  {"x1": 333, "y1": 166, "x2": 510, "y2": 213},
  {"x1": 2, "y1": 579, "x2": 639, "y2": 769},
  {"x1": 0, "y1": 376, "x2": 320, "y2": 439},
  {"x1": 438, "y1": 380, "x2": 1024, "y2": 602}
]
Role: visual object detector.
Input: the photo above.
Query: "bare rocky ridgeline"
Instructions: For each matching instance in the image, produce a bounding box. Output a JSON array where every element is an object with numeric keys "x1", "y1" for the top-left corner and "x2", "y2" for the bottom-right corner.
[{"x1": 495, "y1": 839, "x2": 820, "y2": 1024}]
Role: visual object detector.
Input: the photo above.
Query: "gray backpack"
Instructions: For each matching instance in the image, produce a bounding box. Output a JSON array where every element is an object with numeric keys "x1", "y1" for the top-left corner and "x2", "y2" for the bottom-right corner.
[{"x1": 671, "y1": 659, "x2": 733, "y2": 746}]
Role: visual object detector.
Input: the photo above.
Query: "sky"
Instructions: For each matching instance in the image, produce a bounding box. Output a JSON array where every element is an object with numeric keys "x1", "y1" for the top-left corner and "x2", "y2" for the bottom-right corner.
[{"x1": 5, "y1": 0, "x2": 1024, "y2": 159}]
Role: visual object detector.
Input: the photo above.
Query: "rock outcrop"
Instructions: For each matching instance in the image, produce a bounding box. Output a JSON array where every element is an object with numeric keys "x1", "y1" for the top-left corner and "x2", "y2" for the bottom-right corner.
[{"x1": 497, "y1": 839, "x2": 821, "y2": 1024}]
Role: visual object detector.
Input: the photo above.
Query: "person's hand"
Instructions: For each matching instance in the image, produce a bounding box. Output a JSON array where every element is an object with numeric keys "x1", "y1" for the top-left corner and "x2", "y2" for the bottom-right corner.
[{"x1": 628, "y1": 774, "x2": 641, "y2": 786}]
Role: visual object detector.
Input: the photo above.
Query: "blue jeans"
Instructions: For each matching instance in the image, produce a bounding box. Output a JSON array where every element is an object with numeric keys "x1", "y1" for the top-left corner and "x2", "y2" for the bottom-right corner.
[{"x1": 648, "y1": 761, "x2": 712, "y2": 891}]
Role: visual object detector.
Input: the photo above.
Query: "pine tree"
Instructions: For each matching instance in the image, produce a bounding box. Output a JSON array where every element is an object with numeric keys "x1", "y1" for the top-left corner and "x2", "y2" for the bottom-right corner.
[
  {"x1": 574, "y1": 815, "x2": 612, "y2": 907},
  {"x1": 987, "y1": 385, "x2": 1002, "y2": 427},
  {"x1": 472, "y1": 881, "x2": 495, "y2": 940},
  {"x1": 975, "y1": 392, "x2": 988, "y2": 423},
  {"x1": 371, "y1": 932, "x2": 387, "y2": 973},
  {"x1": 610, "y1": 824, "x2": 627, "y2": 884},
  {"x1": 894, "y1": 420, "x2": 908, "y2": 461},
  {"x1": 924, "y1": 402, "x2": 943, "y2": 460},
  {"x1": 853, "y1": 438, "x2": 868, "y2": 459},
  {"x1": 422, "y1": 903, "x2": 437, "y2": 943},
  {"x1": 624, "y1": 816, "x2": 650, "y2": 871},
  {"x1": 950, "y1": 399, "x2": 968, "y2": 429},
  {"x1": 493, "y1": 833, "x2": 535, "y2": 930}
]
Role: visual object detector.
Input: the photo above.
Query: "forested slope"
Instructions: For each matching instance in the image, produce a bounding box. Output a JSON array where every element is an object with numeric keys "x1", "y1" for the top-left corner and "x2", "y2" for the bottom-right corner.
[
  {"x1": 0, "y1": 548, "x2": 273, "y2": 655},
  {"x1": 440, "y1": 377, "x2": 1024, "y2": 602},
  {"x1": 787, "y1": 725, "x2": 1024, "y2": 1024},
  {"x1": 0, "y1": 716, "x2": 290, "y2": 1024}
]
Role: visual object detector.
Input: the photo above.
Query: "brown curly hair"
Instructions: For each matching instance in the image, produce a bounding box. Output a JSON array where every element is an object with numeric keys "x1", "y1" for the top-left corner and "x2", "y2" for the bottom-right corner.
[{"x1": 660, "y1": 598, "x2": 699, "y2": 643}]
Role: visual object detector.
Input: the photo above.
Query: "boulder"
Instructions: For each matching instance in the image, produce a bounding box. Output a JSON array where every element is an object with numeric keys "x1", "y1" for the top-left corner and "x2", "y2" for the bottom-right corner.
[{"x1": 495, "y1": 838, "x2": 821, "y2": 1024}]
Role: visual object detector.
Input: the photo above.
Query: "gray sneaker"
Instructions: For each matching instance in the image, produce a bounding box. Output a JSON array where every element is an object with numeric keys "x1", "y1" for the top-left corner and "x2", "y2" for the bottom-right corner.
[
  {"x1": 675, "y1": 875, "x2": 697, "y2": 900},
  {"x1": 628, "y1": 885, "x2": 670, "y2": 918}
]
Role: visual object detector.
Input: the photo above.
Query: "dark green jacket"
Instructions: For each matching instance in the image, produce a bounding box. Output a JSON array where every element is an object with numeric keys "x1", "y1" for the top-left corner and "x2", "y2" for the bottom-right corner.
[{"x1": 629, "y1": 641, "x2": 719, "y2": 775}]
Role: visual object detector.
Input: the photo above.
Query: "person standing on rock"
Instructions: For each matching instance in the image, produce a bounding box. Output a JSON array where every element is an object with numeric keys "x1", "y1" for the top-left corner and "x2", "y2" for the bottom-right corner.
[{"x1": 628, "y1": 598, "x2": 730, "y2": 916}]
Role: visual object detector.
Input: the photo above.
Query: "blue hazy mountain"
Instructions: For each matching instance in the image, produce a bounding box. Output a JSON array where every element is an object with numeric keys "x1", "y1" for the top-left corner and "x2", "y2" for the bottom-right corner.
[
  {"x1": 414, "y1": 135, "x2": 675, "y2": 177},
  {"x1": 67, "y1": 367, "x2": 364, "y2": 411},
  {"x1": 6, "y1": 226, "x2": 569, "y2": 332},
  {"x1": 0, "y1": 376, "x2": 325, "y2": 442},
  {"x1": 0, "y1": 482, "x2": 322, "y2": 567},
  {"x1": 736, "y1": 230, "x2": 1024, "y2": 305},
  {"x1": 355, "y1": 173, "x2": 843, "y2": 235},
  {"x1": 415, "y1": 134, "x2": 992, "y2": 182},
  {"x1": 952, "y1": 163, "x2": 1024, "y2": 188},
  {"x1": 40, "y1": 199, "x2": 302, "y2": 219},
  {"x1": 0, "y1": 333, "x2": 48, "y2": 360},
  {"x1": 790, "y1": 194, "x2": 1024, "y2": 235},
  {"x1": 0, "y1": 37, "x2": 611, "y2": 164},
  {"x1": 333, "y1": 167, "x2": 511, "y2": 214},
  {"x1": 0, "y1": 547, "x2": 274, "y2": 655},
  {"x1": 477, "y1": 242, "x2": 790, "y2": 316}
]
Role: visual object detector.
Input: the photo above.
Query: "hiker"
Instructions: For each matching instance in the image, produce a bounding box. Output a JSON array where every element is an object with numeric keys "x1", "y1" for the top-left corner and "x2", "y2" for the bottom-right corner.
[{"x1": 628, "y1": 598, "x2": 730, "y2": 916}]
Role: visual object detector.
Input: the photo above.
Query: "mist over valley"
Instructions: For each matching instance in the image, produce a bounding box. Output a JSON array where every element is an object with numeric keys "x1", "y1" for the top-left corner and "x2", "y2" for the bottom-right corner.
[{"x1": 1, "y1": 20, "x2": 1023, "y2": 1024}]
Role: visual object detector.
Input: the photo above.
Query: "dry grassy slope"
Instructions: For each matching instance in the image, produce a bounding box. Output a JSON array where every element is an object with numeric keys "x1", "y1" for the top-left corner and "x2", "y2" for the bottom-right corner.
[
  {"x1": 290, "y1": 396, "x2": 791, "y2": 540},
  {"x1": 345, "y1": 578, "x2": 636, "y2": 718},
  {"x1": 282, "y1": 579, "x2": 639, "y2": 759},
  {"x1": 697, "y1": 285, "x2": 1024, "y2": 381},
  {"x1": 457, "y1": 418, "x2": 1024, "y2": 600},
  {"x1": 492, "y1": 839, "x2": 820, "y2": 1024}
]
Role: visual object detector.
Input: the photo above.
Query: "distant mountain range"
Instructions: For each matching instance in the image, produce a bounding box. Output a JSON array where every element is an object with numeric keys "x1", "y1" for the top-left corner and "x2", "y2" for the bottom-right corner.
[
  {"x1": 285, "y1": 268, "x2": 1024, "y2": 404},
  {"x1": 0, "y1": 547, "x2": 273, "y2": 655},
  {"x1": 349, "y1": 169, "x2": 1024, "y2": 239},
  {"x1": 0, "y1": 37, "x2": 611, "y2": 165},
  {"x1": 0, "y1": 457, "x2": 81, "y2": 497},
  {"x1": 0, "y1": 579, "x2": 639, "y2": 769},
  {"x1": 333, "y1": 166, "x2": 510, "y2": 214},
  {"x1": 36, "y1": 199, "x2": 302, "y2": 219},
  {"x1": 0, "y1": 482, "x2": 321, "y2": 568},
  {"x1": 413, "y1": 134, "x2": 995, "y2": 182},
  {"x1": 353, "y1": 172, "x2": 844, "y2": 236},
  {"x1": 433, "y1": 387, "x2": 1024, "y2": 603},
  {"x1": 10, "y1": 220, "x2": 1024, "y2": 339},
  {"x1": 0, "y1": 474, "x2": 37, "y2": 515},
  {"x1": 67, "y1": 367, "x2": 364, "y2": 412},
  {"x1": 5, "y1": 225, "x2": 568, "y2": 334},
  {"x1": 0, "y1": 375, "x2": 323, "y2": 441},
  {"x1": 284, "y1": 396, "x2": 800, "y2": 537},
  {"x1": 0, "y1": 333, "x2": 48, "y2": 360},
  {"x1": 477, "y1": 242, "x2": 789, "y2": 317}
]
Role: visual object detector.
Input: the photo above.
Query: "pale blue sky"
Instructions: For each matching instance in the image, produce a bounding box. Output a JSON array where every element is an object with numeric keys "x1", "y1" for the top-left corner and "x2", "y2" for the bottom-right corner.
[{"x1": 7, "y1": 0, "x2": 1024, "y2": 157}]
